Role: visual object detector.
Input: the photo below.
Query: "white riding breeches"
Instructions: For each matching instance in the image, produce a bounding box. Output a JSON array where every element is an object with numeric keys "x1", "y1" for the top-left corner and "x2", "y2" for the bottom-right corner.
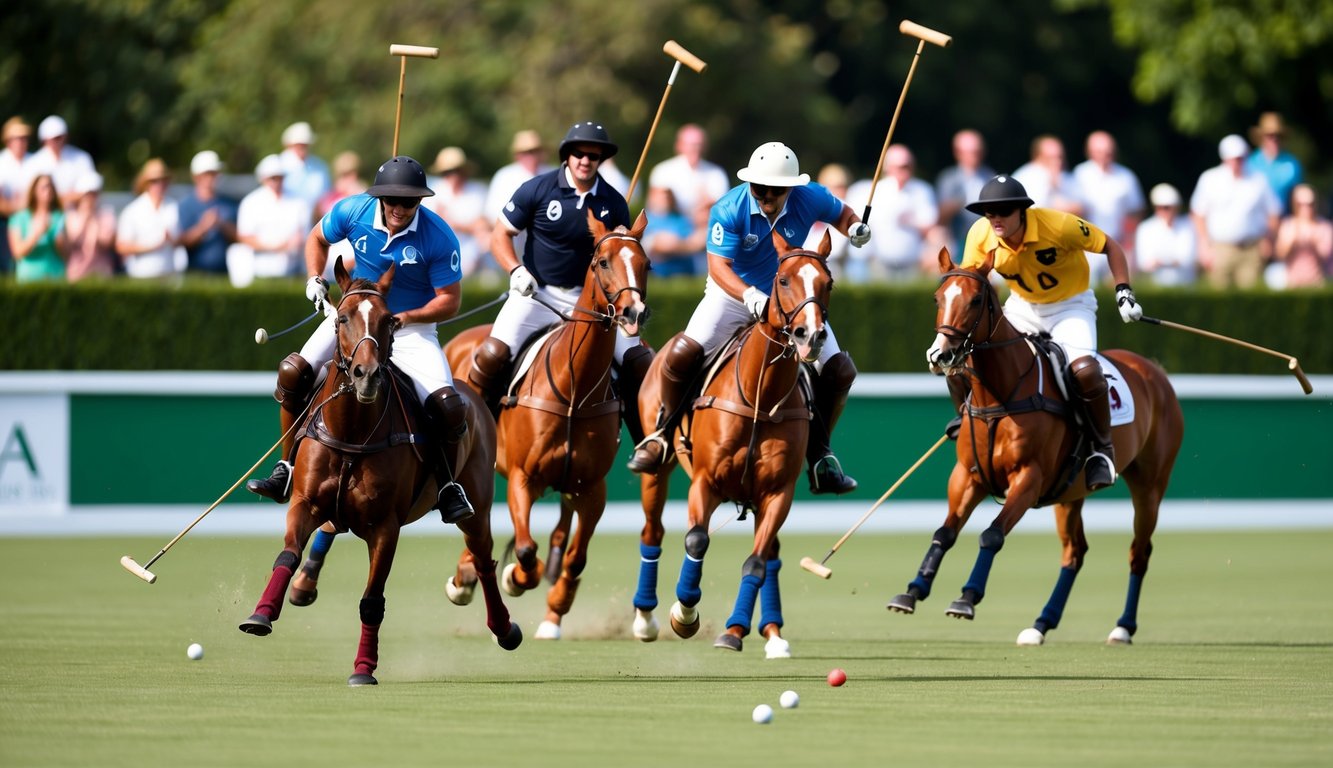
[
  {"x1": 682, "y1": 276, "x2": 843, "y2": 369},
  {"x1": 299, "y1": 316, "x2": 453, "y2": 402},
  {"x1": 490, "y1": 286, "x2": 641, "y2": 364},
  {"x1": 1003, "y1": 289, "x2": 1098, "y2": 360}
]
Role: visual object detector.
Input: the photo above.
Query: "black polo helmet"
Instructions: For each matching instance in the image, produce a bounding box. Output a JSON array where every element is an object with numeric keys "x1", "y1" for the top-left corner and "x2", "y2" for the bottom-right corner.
[
  {"x1": 367, "y1": 156, "x2": 435, "y2": 198},
  {"x1": 964, "y1": 175, "x2": 1034, "y2": 215},
  {"x1": 558, "y1": 121, "x2": 618, "y2": 161}
]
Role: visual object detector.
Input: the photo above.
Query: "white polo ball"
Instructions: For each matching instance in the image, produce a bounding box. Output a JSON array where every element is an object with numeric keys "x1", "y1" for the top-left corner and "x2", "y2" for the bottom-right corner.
[
  {"x1": 780, "y1": 690, "x2": 800, "y2": 709},
  {"x1": 186, "y1": 643, "x2": 204, "y2": 660},
  {"x1": 254, "y1": 328, "x2": 268, "y2": 345},
  {"x1": 751, "y1": 704, "x2": 773, "y2": 724}
]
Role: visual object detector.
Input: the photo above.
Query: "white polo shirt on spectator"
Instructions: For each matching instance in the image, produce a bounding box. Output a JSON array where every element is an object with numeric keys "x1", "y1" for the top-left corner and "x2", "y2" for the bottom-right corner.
[
  {"x1": 22, "y1": 144, "x2": 95, "y2": 200},
  {"x1": 1189, "y1": 165, "x2": 1280, "y2": 244},
  {"x1": 116, "y1": 194, "x2": 183, "y2": 278},
  {"x1": 232, "y1": 185, "x2": 311, "y2": 282},
  {"x1": 1072, "y1": 160, "x2": 1144, "y2": 242},
  {"x1": 846, "y1": 175, "x2": 938, "y2": 272},
  {"x1": 647, "y1": 154, "x2": 730, "y2": 218}
]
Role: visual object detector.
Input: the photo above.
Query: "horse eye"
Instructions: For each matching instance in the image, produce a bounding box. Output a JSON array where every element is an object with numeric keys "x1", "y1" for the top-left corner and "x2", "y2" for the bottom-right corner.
[
  {"x1": 969, "y1": 296, "x2": 982, "y2": 307},
  {"x1": 337, "y1": 315, "x2": 349, "y2": 324},
  {"x1": 778, "y1": 277, "x2": 789, "y2": 288},
  {"x1": 598, "y1": 258, "x2": 610, "y2": 270}
]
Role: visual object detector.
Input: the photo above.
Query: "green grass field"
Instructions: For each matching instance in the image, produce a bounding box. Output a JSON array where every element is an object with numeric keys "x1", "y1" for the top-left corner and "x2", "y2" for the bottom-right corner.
[{"x1": 2, "y1": 529, "x2": 1331, "y2": 768}]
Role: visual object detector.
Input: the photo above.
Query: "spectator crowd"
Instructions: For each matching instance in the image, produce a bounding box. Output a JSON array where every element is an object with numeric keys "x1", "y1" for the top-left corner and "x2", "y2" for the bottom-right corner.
[{"x1": 3, "y1": 112, "x2": 1329, "y2": 290}]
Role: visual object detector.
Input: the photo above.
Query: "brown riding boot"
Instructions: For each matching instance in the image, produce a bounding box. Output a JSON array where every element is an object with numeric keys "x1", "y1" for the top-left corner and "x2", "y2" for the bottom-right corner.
[
  {"x1": 807, "y1": 352, "x2": 858, "y2": 495},
  {"x1": 618, "y1": 344, "x2": 654, "y2": 446},
  {"x1": 627, "y1": 335, "x2": 704, "y2": 473},
  {"x1": 468, "y1": 337, "x2": 513, "y2": 422},
  {"x1": 945, "y1": 374, "x2": 971, "y2": 440},
  {"x1": 425, "y1": 386, "x2": 474, "y2": 524},
  {"x1": 247, "y1": 353, "x2": 314, "y2": 502},
  {"x1": 1071, "y1": 355, "x2": 1116, "y2": 490}
]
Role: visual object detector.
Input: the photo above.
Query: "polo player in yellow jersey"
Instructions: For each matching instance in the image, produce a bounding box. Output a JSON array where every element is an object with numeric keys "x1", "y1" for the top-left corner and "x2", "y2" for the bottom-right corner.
[{"x1": 944, "y1": 175, "x2": 1143, "y2": 490}]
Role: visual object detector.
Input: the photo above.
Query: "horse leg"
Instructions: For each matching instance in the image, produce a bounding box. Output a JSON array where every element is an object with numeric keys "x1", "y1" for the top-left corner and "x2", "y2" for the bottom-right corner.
[
  {"x1": 348, "y1": 528, "x2": 399, "y2": 686},
  {"x1": 947, "y1": 476, "x2": 1043, "y2": 621},
  {"x1": 632, "y1": 465, "x2": 672, "y2": 642},
  {"x1": 546, "y1": 499, "x2": 573, "y2": 585},
  {"x1": 1017, "y1": 501, "x2": 1088, "y2": 646},
  {"x1": 1111, "y1": 464, "x2": 1166, "y2": 645},
  {"x1": 240, "y1": 507, "x2": 320, "y2": 635},
  {"x1": 501, "y1": 472, "x2": 545, "y2": 596},
  {"x1": 670, "y1": 482, "x2": 722, "y2": 639},
  {"x1": 758, "y1": 538, "x2": 790, "y2": 659},
  {"x1": 888, "y1": 465, "x2": 983, "y2": 614},
  {"x1": 716, "y1": 492, "x2": 792, "y2": 654},
  {"x1": 539, "y1": 484, "x2": 607, "y2": 640},
  {"x1": 289, "y1": 522, "x2": 338, "y2": 606}
]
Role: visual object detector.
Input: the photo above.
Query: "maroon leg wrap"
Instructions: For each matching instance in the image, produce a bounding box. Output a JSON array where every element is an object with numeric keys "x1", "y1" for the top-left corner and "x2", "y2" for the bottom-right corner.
[
  {"x1": 254, "y1": 565, "x2": 294, "y2": 622},
  {"x1": 354, "y1": 623, "x2": 380, "y2": 677}
]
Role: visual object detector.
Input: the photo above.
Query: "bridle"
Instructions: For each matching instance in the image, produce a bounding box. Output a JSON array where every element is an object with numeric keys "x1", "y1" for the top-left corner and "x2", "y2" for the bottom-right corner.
[
  {"x1": 528, "y1": 231, "x2": 650, "y2": 331},
  {"x1": 764, "y1": 251, "x2": 831, "y2": 359},
  {"x1": 934, "y1": 269, "x2": 1013, "y2": 361},
  {"x1": 334, "y1": 287, "x2": 390, "y2": 377}
]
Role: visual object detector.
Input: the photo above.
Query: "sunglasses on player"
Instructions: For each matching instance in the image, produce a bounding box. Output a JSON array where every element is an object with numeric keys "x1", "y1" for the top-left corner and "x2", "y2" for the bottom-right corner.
[
  {"x1": 567, "y1": 149, "x2": 603, "y2": 162},
  {"x1": 381, "y1": 197, "x2": 421, "y2": 210}
]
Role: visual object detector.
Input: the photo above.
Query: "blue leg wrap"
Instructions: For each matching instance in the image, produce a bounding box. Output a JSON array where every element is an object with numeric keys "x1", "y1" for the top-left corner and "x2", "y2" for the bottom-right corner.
[
  {"x1": 1034, "y1": 566, "x2": 1079, "y2": 633},
  {"x1": 908, "y1": 526, "x2": 957, "y2": 600},
  {"x1": 309, "y1": 528, "x2": 337, "y2": 561},
  {"x1": 1116, "y1": 571, "x2": 1144, "y2": 635},
  {"x1": 759, "y1": 559, "x2": 783, "y2": 630},
  {"x1": 726, "y1": 573, "x2": 763, "y2": 634},
  {"x1": 633, "y1": 543, "x2": 662, "y2": 611},
  {"x1": 961, "y1": 526, "x2": 1005, "y2": 604},
  {"x1": 676, "y1": 555, "x2": 704, "y2": 607}
]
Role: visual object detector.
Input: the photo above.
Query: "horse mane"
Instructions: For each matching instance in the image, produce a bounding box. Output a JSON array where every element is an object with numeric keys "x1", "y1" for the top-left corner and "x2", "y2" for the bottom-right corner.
[{"x1": 343, "y1": 277, "x2": 379, "y2": 294}]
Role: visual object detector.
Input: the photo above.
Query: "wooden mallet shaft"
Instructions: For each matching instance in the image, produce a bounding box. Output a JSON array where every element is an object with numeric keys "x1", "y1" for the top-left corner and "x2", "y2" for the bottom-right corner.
[
  {"x1": 862, "y1": 21, "x2": 952, "y2": 224},
  {"x1": 626, "y1": 40, "x2": 709, "y2": 202},
  {"x1": 1140, "y1": 316, "x2": 1313, "y2": 395},
  {"x1": 801, "y1": 433, "x2": 950, "y2": 579},
  {"x1": 389, "y1": 44, "x2": 440, "y2": 157}
]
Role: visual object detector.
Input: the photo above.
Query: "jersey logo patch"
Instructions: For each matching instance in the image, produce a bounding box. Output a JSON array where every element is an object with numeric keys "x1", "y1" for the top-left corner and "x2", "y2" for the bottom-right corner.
[
  {"x1": 710, "y1": 222, "x2": 724, "y2": 246},
  {"x1": 354, "y1": 235, "x2": 368, "y2": 254},
  {"x1": 546, "y1": 200, "x2": 563, "y2": 221},
  {"x1": 400, "y1": 245, "x2": 420, "y2": 265},
  {"x1": 782, "y1": 227, "x2": 795, "y2": 239},
  {"x1": 742, "y1": 234, "x2": 759, "y2": 249},
  {"x1": 505, "y1": 201, "x2": 516, "y2": 212},
  {"x1": 451, "y1": 249, "x2": 460, "y2": 271}
]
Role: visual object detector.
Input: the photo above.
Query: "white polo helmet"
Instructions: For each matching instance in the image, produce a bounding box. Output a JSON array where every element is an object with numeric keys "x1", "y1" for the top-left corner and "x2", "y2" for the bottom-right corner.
[{"x1": 736, "y1": 141, "x2": 810, "y2": 187}]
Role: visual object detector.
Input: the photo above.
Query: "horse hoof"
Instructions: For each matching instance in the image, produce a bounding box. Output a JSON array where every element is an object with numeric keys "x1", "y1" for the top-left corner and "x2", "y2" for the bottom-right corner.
[
  {"x1": 238, "y1": 614, "x2": 273, "y2": 636},
  {"x1": 500, "y1": 563, "x2": 526, "y2": 597},
  {"x1": 632, "y1": 609, "x2": 659, "y2": 642},
  {"x1": 347, "y1": 673, "x2": 378, "y2": 687},
  {"x1": 535, "y1": 620, "x2": 562, "y2": 640},
  {"x1": 713, "y1": 633, "x2": 742, "y2": 652},
  {"x1": 670, "y1": 601, "x2": 700, "y2": 639},
  {"x1": 886, "y1": 593, "x2": 917, "y2": 614},
  {"x1": 1107, "y1": 626, "x2": 1133, "y2": 646},
  {"x1": 945, "y1": 599, "x2": 975, "y2": 620},
  {"x1": 496, "y1": 623, "x2": 523, "y2": 651},
  {"x1": 544, "y1": 546, "x2": 563, "y2": 585},
  {"x1": 287, "y1": 587, "x2": 317, "y2": 607},
  {"x1": 764, "y1": 635, "x2": 791, "y2": 659},
  {"x1": 1016, "y1": 628, "x2": 1046, "y2": 646},
  {"x1": 445, "y1": 576, "x2": 475, "y2": 606}
]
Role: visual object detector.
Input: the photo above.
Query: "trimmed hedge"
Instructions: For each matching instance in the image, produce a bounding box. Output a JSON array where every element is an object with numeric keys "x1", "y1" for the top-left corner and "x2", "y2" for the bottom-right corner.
[{"x1": 5, "y1": 275, "x2": 1330, "y2": 373}]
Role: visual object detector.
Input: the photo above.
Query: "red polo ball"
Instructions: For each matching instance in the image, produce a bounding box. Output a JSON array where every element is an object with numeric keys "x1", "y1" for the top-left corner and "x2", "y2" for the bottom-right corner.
[{"x1": 827, "y1": 668, "x2": 847, "y2": 687}]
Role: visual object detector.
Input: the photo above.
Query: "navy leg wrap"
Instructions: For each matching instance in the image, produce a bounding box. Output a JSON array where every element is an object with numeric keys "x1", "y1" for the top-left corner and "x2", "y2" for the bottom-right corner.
[
  {"x1": 1116, "y1": 571, "x2": 1144, "y2": 635},
  {"x1": 683, "y1": 526, "x2": 710, "y2": 559},
  {"x1": 759, "y1": 558, "x2": 783, "y2": 630},
  {"x1": 308, "y1": 528, "x2": 337, "y2": 562},
  {"x1": 273, "y1": 550, "x2": 299, "y2": 571},
  {"x1": 359, "y1": 597, "x2": 386, "y2": 627},
  {"x1": 961, "y1": 526, "x2": 1005, "y2": 604},
  {"x1": 633, "y1": 543, "x2": 662, "y2": 611},
  {"x1": 1034, "y1": 566, "x2": 1079, "y2": 633}
]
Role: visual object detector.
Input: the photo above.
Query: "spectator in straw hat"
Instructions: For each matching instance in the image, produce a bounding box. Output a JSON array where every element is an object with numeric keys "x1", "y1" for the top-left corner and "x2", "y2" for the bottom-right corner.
[
  {"x1": 278, "y1": 121, "x2": 331, "y2": 216},
  {"x1": 116, "y1": 158, "x2": 184, "y2": 279},
  {"x1": 178, "y1": 150, "x2": 238, "y2": 275},
  {"x1": 804, "y1": 163, "x2": 852, "y2": 279},
  {"x1": 428, "y1": 146, "x2": 492, "y2": 276},
  {"x1": 317, "y1": 151, "x2": 367, "y2": 219},
  {"x1": 1134, "y1": 183, "x2": 1196, "y2": 287},
  {"x1": 1245, "y1": 112, "x2": 1303, "y2": 215},
  {"x1": 0, "y1": 117, "x2": 35, "y2": 272},
  {"x1": 484, "y1": 129, "x2": 551, "y2": 227},
  {"x1": 64, "y1": 171, "x2": 118, "y2": 281},
  {"x1": 24, "y1": 115, "x2": 97, "y2": 209}
]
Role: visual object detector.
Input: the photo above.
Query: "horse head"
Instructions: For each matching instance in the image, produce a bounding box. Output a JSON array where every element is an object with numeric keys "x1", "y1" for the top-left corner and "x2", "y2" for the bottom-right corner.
[
  {"x1": 333, "y1": 258, "x2": 398, "y2": 404},
  {"x1": 927, "y1": 248, "x2": 1000, "y2": 375},
  {"x1": 769, "y1": 228, "x2": 833, "y2": 363},
  {"x1": 586, "y1": 209, "x2": 650, "y2": 337}
]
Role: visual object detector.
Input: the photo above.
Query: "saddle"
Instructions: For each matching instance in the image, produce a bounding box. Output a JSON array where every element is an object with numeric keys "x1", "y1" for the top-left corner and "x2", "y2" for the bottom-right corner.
[
  {"x1": 293, "y1": 362, "x2": 431, "y2": 458},
  {"x1": 498, "y1": 323, "x2": 620, "y2": 419}
]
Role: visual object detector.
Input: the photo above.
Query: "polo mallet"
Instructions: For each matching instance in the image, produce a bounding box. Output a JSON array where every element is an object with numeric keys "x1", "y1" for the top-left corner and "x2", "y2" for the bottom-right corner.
[
  {"x1": 625, "y1": 40, "x2": 708, "y2": 202},
  {"x1": 120, "y1": 416, "x2": 304, "y2": 583},
  {"x1": 860, "y1": 20, "x2": 952, "y2": 223},
  {"x1": 389, "y1": 44, "x2": 440, "y2": 156},
  {"x1": 254, "y1": 309, "x2": 321, "y2": 345},
  {"x1": 1140, "y1": 316, "x2": 1313, "y2": 394},
  {"x1": 800, "y1": 433, "x2": 950, "y2": 579}
]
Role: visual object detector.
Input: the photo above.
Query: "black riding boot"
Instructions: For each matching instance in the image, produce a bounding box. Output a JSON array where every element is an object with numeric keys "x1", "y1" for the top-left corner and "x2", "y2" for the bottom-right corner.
[
  {"x1": 945, "y1": 374, "x2": 971, "y2": 440},
  {"x1": 1071, "y1": 356, "x2": 1116, "y2": 490},
  {"x1": 806, "y1": 352, "x2": 858, "y2": 495},
  {"x1": 618, "y1": 344, "x2": 654, "y2": 446},
  {"x1": 247, "y1": 353, "x2": 315, "y2": 502},
  {"x1": 468, "y1": 337, "x2": 512, "y2": 423},
  {"x1": 627, "y1": 334, "x2": 704, "y2": 473},
  {"x1": 426, "y1": 386, "x2": 474, "y2": 524}
]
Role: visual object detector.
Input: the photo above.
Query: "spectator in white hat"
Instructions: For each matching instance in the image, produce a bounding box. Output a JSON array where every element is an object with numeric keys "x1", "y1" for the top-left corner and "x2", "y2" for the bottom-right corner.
[
  {"x1": 178, "y1": 150, "x2": 239, "y2": 275},
  {"x1": 116, "y1": 158, "x2": 184, "y2": 280},
  {"x1": 23, "y1": 115, "x2": 96, "y2": 209},
  {"x1": 1189, "y1": 134, "x2": 1281, "y2": 289},
  {"x1": 227, "y1": 154, "x2": 311, "y2": 287},
  {"x1": 278, "y1": 121, "x2": 330, "y2": 216},
  {"x1": 64, "y1": 171, "x2": 118, "y2": 281},
  {"x1": 1135, "y1": 183, "x2": 1197, "y2": 287}
]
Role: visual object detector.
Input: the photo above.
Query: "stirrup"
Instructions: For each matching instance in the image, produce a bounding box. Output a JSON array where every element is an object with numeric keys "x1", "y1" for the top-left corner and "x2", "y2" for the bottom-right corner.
[
  {"x1": 1084, "y1": 451, "x2": 1116, "y2": 491},
  {"x1": 808, "y1": 454, "x2": 857, "y2": 495},
  {"x1": 627, "y1": 434, "x2": 669, "y2": 474},
  {"x1": 436, "y1": 481, "x2": 474, "y2": 525},
  {"x1": 246, "y1": 460, "x2": 293, "y2": 503}
]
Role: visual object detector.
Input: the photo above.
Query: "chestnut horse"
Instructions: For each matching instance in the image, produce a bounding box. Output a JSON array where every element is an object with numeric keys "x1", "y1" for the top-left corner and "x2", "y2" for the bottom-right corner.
[
  {"x1": 633, "y1": 231, "x2": 834, "y2": 656},
  {"x1": 445, "y1": 210, "x2": 650, "y2": 640},
  {"x1": 887, "y1": 250, "x2": 1184, "y2": 645},
  {"x1": 238, "y1": 260, "x2": 521, "y2": 685}
]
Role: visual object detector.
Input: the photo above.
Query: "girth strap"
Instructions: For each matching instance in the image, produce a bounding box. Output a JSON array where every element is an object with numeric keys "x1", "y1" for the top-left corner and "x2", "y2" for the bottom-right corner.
[
  {"x1": 693, "y1": 395, "x2": 811, "y2": 423},
  {"x1": 514, "y1": 395, "x2": 621, "y2": 419}
]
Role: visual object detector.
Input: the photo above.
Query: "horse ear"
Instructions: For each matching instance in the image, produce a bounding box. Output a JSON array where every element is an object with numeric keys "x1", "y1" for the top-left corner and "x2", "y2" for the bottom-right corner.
[
  {"x1": 586, "y1": 207, "x2": 607, "y2": 240},
  {"x1": 629, "y1": 209, "x2": 648, "y2": 240},
  {"x1": 772, "y1": 228, "x2": 793, "y2": 255},
  {"x1": 817, "y1": 229, "x2": 832, "y2": 258},
  {"x1": 376, "y1": 262, "x2": 396, "y2": 294},
  {"x1": 980, "y1": 250, "x2": 995, "y2": 275},
  {"x1": 334, "y1": 254, "x2": 351, "y2": 291},
  {"x1": 937, "y1": 248, "x2": 952, "y2": 274}
]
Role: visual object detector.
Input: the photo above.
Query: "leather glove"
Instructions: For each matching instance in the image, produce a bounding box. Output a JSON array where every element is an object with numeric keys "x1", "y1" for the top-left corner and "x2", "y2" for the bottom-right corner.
[
  {"x1": 509, "y1": 264, "x2": 537, "y2": 297},
  {"x1": 848, "y1": 222, "x2": 872, "y2": 248},
  {"x1": 1115, "y1": 282, "x2": 1143, "y2": 323},
  {"x1": 305, "y1": 276, "x2": 330, "y2": 316},
  {"x1": 742, "y1": 285, "x2": 769, "y2": 320}
]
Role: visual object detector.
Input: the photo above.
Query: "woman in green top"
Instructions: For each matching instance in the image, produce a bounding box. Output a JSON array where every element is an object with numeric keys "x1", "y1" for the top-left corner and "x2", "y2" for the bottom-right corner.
[{"x1": 8, "y1": 174, "x2": 67, "y2": 282}]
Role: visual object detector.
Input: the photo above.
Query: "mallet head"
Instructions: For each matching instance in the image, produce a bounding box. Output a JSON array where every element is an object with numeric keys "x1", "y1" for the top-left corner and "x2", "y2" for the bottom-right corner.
[
  {"x1": 120, "y1": 555, "x2": 157, "y2": 584},
  {"x1": 800, "y1": 556, "x2": 833, "y2": 579}
]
